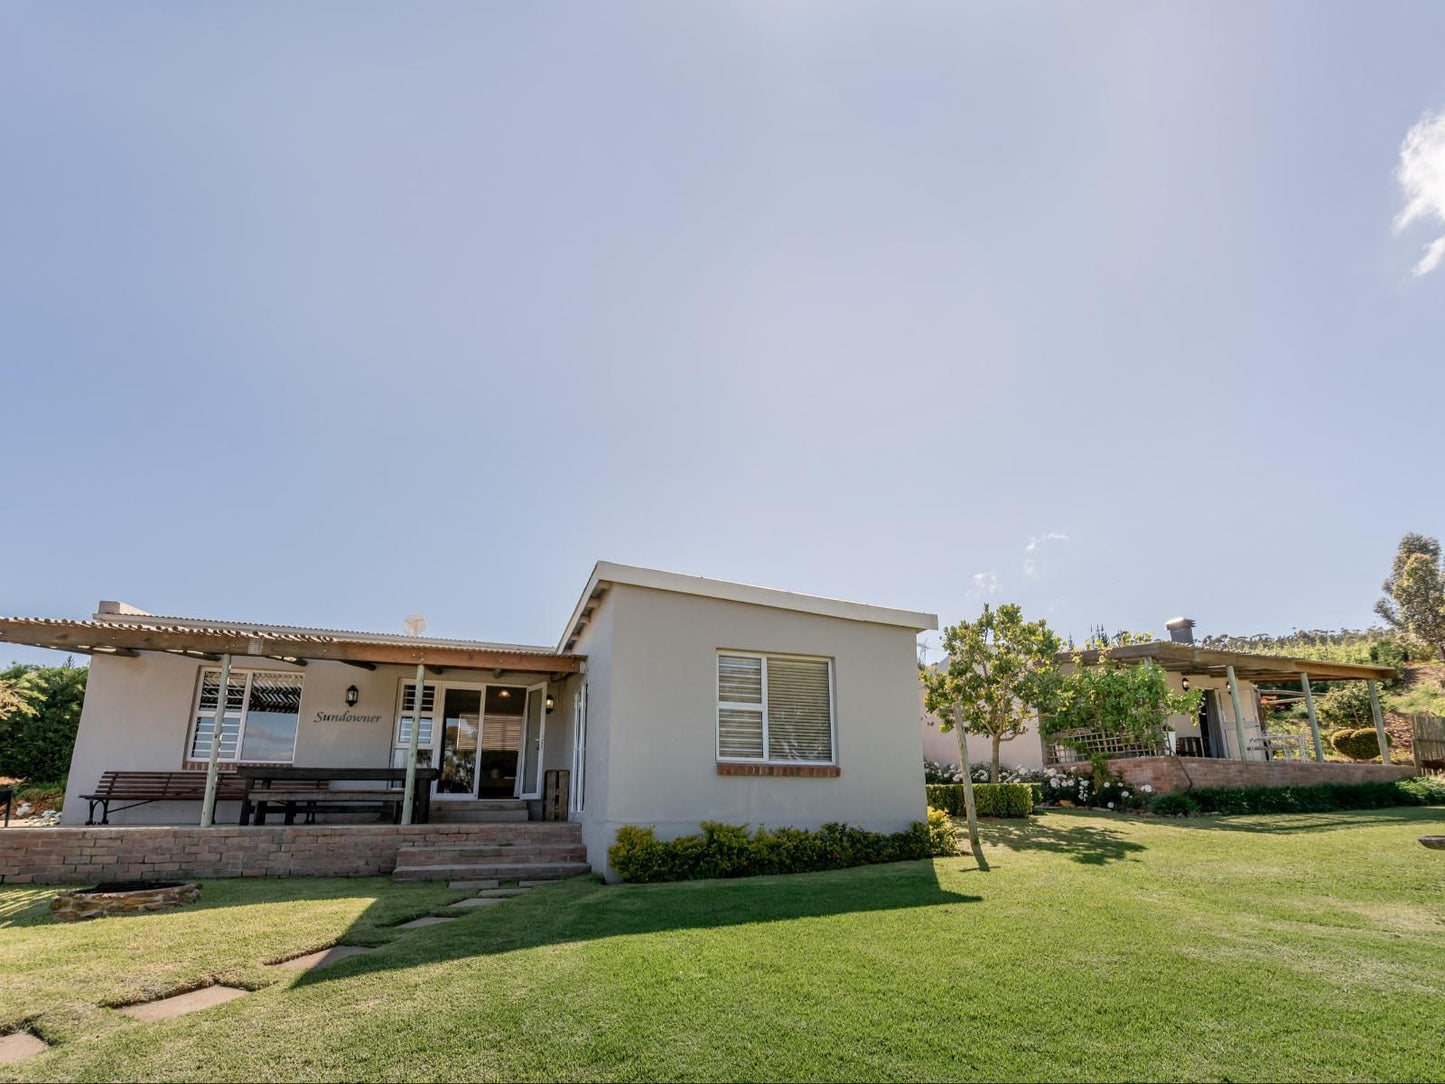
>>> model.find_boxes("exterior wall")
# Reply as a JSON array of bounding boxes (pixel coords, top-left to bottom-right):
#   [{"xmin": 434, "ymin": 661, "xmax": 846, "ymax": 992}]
[
  {"xmin": 570, "ymin": 600, "xmax": 615, "ymax": 871},
  {"xmin": 920, "ymin": 699, "xmax": 1045, "ymax": 772},
  {"xmin": 62, "ymin": 652, "xmax": 564, "ymax": 825},
  {"xmin": 0, "ymin": 823, "xmax": 570, "ymax": 884},
  {"xmin": 1079, "ymin": 756, "xmax": 1416, "ymax": 796},
  {"xmin": 586, "ymin": 583, "xmax": 926, "ymax": 878}
]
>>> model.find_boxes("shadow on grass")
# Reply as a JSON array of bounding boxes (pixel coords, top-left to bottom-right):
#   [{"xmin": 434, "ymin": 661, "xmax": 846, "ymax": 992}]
[
  {"xmin": 294, "ymin": 859, "xmax": 980, "ymax": 989},
  {"xmin": 981, "ymin": 812, "xmax": 1147, "ymax": 865},
  {"xmin": 1144, "ymin": 807, "xmax": 1445, "ymax": 835}
]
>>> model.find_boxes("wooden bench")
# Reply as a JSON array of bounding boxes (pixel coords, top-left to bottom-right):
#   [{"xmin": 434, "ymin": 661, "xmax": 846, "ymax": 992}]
[
  {"xmin": 80, "ymin": 771, "xmax": 267, "ymax": 825},
  {"xmin": 247, "ymin": 787, "xmax": 407, "ymax": 825}
]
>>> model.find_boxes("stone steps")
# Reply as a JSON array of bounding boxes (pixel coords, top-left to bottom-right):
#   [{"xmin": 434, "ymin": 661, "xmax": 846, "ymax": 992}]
[
  {"xmin": 393, "ymin": 860, "xmax": 591, "ymax": 883},
  {"xmin": 394, "ymin": 842, "xmax": 586, "ymax": 866},
  {"xmin": 429, "ymin": 800, "xmax": 530, "ymax": 824}
]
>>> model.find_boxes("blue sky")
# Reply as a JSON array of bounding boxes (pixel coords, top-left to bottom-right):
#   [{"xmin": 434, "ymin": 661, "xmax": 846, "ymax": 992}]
[{"xmin": 3, "ymin": 2, "xmax": 1442, "ymax": 667}]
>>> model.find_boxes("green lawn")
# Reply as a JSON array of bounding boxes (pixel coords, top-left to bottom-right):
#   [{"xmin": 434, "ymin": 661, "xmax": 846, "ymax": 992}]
[{"xmin": 3, "ymin": 808, "xmax": 1444, "ymax": 1082}]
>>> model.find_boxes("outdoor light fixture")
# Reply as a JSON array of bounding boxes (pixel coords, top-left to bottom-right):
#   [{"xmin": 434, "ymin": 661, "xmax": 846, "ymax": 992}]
[
  {"xmin": 345, "ymin": 685, "xmax": 360, "ymax": 707},
  {"xmin": 1180, "ymin": 676, "xmax": 1191, "ymax": 691},
  {"xmin": 545, "ymin": 693, "xmax": 556, "ymax": 713},
  {"xmin": 498, "ymin": 689, "xmax": 511, "ymax": 699}
]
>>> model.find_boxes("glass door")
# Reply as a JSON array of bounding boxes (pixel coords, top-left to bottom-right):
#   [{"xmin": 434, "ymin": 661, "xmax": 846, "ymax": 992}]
[
  {"xmin": 436, "ymin": 687, "xmax": 482, "ymax": 795},
  {"xmin": 517, "ymin": 684, "xmax": 548, "ymax": 799},
  {"xmin": 478, "ymin": 685, "xmax": 526, "ymax": 798}
]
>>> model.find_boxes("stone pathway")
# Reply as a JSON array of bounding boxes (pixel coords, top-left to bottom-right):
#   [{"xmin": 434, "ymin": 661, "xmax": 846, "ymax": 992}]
[
  {"xmin": 119, "ymin": 985, "xmax": 249, "ymax": 1022},
  {"xmin": 0, "ymin": 1032, "xmax": 49, "ymax": 1064},
  {"xmin": 448, "ymin": 895, "xmax": 506, "ymax": 909},
  {"xmin": 270, "ymin": 945, "xmax": 371, "ymax": 971},
  {"xmin": 396, "ymin": 915, "xmax": 457, "ymax": 929}
]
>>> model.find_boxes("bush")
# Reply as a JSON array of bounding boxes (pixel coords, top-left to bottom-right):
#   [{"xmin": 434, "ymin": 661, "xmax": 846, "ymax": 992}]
[
  {"xmin": 1330, "ymin": 727, "xmax": 1381, "ymax": 761},
  {"xmin": 923, "ymin": 758, "xmax": 963, "ymax": 784},
  {"xmin": 0, "ymin": 662, "xmax": 86, "ymax": 781},
  {"xmin": 1316, "ymin": 684, "xmax": 1377, "ymax": 731},
  {"xmin": 608, "ymin": 814, "xmax": 956, "ymax": 884},
  {"xmin": 925, "ymin": 782, "xmax": 1034, "ymax": 818},
  {"xmin": 1145, "ymin": 778, "xmax": 1445, "ymax": 817}
]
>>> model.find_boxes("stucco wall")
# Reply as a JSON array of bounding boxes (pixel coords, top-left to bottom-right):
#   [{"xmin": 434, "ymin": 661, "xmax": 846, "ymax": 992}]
[
  {"xmin": 583, "ymin": 583, "xmax": 926, "ymax": 876},
  {"xmin": 62, "ymin": 652, "xmax": 569, "ymax": 825},
  {"xmin": 920, "ymin": 700, "xmax": 1045, "ymax": 772}
]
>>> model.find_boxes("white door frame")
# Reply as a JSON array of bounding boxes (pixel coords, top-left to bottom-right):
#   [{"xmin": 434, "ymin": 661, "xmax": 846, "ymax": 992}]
[{"xmin": 516, "ymin": 682, "xmax": 549, "ymax": 799}]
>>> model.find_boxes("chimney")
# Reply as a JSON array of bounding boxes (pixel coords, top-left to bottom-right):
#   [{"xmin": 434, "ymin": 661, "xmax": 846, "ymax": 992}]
[{"xmin": 1165, "ymin": 617, "xmax": 1196, "ymax": 645}]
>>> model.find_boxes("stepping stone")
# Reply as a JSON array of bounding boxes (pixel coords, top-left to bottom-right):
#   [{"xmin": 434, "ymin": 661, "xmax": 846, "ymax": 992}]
[
  {"xmin": 271, "ymin": 946, "xmax": 371, "ymax": 971},
  {"xmin": 396, "ymin": 916, "xmax": 458, "ymax": 929},
  {"xmin": 474, "ymin": 888, "xmax": 531, "ymax": 898},
  {"xmin": 519, "ymin": 879, "xmax": 563, "ymax": 887},
  {"xmin": 120, "ymin": 986, "xmax": 249, "ymax": 1021},
  {"xmin": 0, "ymin": 1032, "xmax": 48, "ymax": 1064},
  {"xmin": 448, "ymin": 880, "xmax": 501, "ymax": 890},
  {"xmin": 449, "ymin": 896, "xmax": 505, "ymax": 909}
]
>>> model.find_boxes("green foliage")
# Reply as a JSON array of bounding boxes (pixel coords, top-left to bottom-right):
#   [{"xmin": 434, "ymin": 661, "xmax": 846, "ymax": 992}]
[
  {"xmin": 920, "ymin": 602, "xmax": 1061, "ymax": 782},
  {"xmin": 1146, "ymin": 778, "xmax": 1445, "ymax": 816},
  {"xmin": 1330, "ymin": 727, "xmax": 1381, "ymax": 761},
  {"xmin": 925, "ymin": 782, "xmax": 1034, "ymax": 818},
  {"xmin": 1375, "ymin": 533, "xmax": 1445, "ymax": 660},
  {"xmin": 608, "ymin": 818, "xmax": 954, "ymax": 883},
  {"xmin": 0, "ymin": 660, "xmax": 87, "ymax": 781},
  {"xmin": 1197, "ymin": 627, "xmax": 1423, "ymax": 668},
  {"xmin": 1315, "ymin": 683, "xmax": 1378, "ymax": 730},
  {"xmin": 1043, "ymin": 651, "xmax": 1202, "ymax": 748},
  {"xmin": 1149, "ymin": 793, "xmax": 1201, "ymax": 816}
]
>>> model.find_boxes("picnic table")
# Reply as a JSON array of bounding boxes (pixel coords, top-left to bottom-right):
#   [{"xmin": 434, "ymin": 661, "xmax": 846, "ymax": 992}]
[{"xmin": 237, "ymin": 766, "xmax": 439, "ymax": 826}]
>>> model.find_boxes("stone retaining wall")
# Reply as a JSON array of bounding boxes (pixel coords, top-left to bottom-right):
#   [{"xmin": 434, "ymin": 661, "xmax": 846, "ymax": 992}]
[
  {"xmin": 1089, "ymin": 757, "xmax": 1417, "ymax": 795},
  {"xmin": 0, "ymin": 823, "xmax": 576, "ymax": 885}
]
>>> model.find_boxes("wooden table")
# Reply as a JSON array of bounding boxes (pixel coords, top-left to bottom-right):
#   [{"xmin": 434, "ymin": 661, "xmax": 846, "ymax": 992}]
[{"xmin": 237, "ymin": 766, "xmax": 440, "ymax": 826}]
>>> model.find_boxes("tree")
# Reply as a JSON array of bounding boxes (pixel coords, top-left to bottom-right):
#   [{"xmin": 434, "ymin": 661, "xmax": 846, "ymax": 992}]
[
  {"xmin": 1042, "ymin": 647, "xmax": 1202, "ymax": 751},
  {"xmin": 1374, "ymin": 533, "xmax": 1445, "ymax": 661},
  {"xmin": 0, "ymin": 660, "xmax": 88, "ymax": 782},
  {"xmin": 921, "ymin": 603, "xmax": 1061, "ymax": 782}
]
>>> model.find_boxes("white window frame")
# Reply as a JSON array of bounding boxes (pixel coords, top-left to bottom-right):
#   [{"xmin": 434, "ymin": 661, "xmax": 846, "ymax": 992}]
[
  {"xmin": 186, "ymin": 667, "xmax": 304, "ymax": 765},
  {"xmin": 715, "ymin": 651, "xmax": 836, "ymax": 766}
]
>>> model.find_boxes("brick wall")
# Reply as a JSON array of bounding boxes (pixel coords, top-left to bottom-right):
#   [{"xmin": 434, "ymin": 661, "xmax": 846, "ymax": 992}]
[
  {"xmin": 1088, "ymin": 756, "xmax": 1417, "ymax": 795},
  {"xmin": 0, "ymin": 823, "xmax": 577, "ymax": 885}
]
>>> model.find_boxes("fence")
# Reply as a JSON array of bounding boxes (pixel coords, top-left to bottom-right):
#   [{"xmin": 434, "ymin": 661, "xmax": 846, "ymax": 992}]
[{"xmin": 1412, "ymin": 714, "xmax": 1445, "ymax": 775}]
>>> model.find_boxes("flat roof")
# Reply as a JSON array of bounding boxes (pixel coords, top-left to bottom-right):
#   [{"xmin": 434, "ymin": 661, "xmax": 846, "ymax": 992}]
[
  {"xmin": 1061, "ymin": 641, "xmax": 1397, "ymax": 683},
  {"xmin": 559, "ymin": 561, "xmax": 938, "ymax": 652}
]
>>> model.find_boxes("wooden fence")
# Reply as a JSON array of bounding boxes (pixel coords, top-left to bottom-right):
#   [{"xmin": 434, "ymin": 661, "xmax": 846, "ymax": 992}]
[{"xmin": 1411, "ymin": 715, "xmax": 1445, "ymax": 775}]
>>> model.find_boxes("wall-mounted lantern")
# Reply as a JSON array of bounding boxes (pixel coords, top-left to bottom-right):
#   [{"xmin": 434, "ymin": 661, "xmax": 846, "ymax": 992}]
[
  {"xmin": 545, "ymin": 693, "xmax": 556, "ymax": 714},
  {"xmin": 1180, "ymin": 676, "xmax": 1191, "ymax": 692},
  {"xmin": 345, "ymin": 685, "xmax": 360, "ymax": 707}
]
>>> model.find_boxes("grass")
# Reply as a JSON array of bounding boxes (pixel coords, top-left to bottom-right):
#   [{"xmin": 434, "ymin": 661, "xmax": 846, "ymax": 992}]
[{"xmin": 2, "ymin": 808, "xmax": 1443, "ymax": 1082}]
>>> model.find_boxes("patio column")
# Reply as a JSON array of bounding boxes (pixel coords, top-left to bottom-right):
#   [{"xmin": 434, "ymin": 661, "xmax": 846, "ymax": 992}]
[
  {"xmin": 1368, "ymin": 679, "xmax": 1391, "ymax": 765},
  {"xmin": 200, "ymin": 652, "xmax": 233, "ymax": 827},
  {"xmin": 400, "ymin": 662, "xmax": 425, "ymax": 825},
  {"xmin": 1226, "ymin": 664, "xmax": 1248, "ymax": 760},
  {"xmin": 1300, "ymin": 672, "xmax": 1324, "ymax": 763}
]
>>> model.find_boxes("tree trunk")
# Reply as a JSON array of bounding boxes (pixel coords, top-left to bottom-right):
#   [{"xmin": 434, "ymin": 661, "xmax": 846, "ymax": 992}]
[
  {"xmin": 991, "ymin": 733, "xmax": 1002, "ymax": 783},
  {"xmin": 954, "ymin": 705, "xmax": 990, "ymax": 872}
]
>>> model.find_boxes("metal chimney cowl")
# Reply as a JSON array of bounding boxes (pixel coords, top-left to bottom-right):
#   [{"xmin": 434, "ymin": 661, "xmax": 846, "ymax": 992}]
[{"xmin": 1164, "ymin": 617, "xmax": 1196, "ymax": 645}]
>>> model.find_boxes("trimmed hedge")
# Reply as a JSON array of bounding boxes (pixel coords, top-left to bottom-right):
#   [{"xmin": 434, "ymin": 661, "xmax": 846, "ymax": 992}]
[
  {"xmin": 608, "ymin": 811, "xmax": 957, "ymax": 883},
  {"xmin": 1330, "ymin": 728, "xmax": 1381, "ymax": 761},
  {"xmin": 1148, "ymin": 776, "xmax": 1445, "ymax": 816},
  {"xmin": 925, "ymin": 782, "xmax": 1034, "ymax": 818}
]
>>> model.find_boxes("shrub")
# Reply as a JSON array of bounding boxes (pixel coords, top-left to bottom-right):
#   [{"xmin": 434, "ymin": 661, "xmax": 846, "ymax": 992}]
[
  {"xmin": 1330, "ymin": 727, "xmax": 1381, "ymax": 761},
  {"xmin": 1316, "ymin": 684, "xmax": 1377, "ymax": 731},
  {"xmin": 1145, "ymin": 779, "xmax": 1445, "ymax": 817},
  {"xmin": 923, "ymin": 758, "xmax": 963, "ymax": 784},
  {"xmin": 608, "ymin": 817, "xmax": 955, "ymax": 884},
  {"xmin": 925, "ymin": 782, "xmax": 1034, "ymax": 818}
]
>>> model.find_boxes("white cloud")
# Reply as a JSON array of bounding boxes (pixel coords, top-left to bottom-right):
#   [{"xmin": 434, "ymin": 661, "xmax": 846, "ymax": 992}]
[
  {"xmin": 1022, "ymin": 558, "xmax": 1039, "ymax": 578},
  {"xmin": 1024, "ymin": 531, "xmax": 1069, "ymax": 554},
  {"xmin": 1395, "ymin": 109, "xmax": 1445, "ymax": 276},
  {"xmin": 971, "ymin": 571, "xmax": 1000, "ymax": 595}
]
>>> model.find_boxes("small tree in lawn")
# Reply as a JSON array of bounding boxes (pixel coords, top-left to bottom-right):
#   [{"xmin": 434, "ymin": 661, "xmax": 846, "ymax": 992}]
[
  {"xmin": 1042, "ymin": 646, "xmax": 1202, "ymax": 755},
  {"xmin": 1375, "ymin": 533, "xmax": 1445, "ymax": 661},
  {"xmin": 921, "ymin": 603, "xmax": 1062, "ymax": 783}
]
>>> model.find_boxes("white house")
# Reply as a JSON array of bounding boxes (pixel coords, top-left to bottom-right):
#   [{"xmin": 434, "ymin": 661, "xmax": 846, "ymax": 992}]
[{"xmin": 2, "ymin": 562, "xmax": 937, "ymax": 877}]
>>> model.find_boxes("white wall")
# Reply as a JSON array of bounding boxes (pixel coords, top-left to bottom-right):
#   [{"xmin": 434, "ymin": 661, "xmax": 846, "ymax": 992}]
[
  {"xmin": 919, "ymin": 699, "xmax": 1046, "ymax": 772},
  {"xmin": 582, "ymin": 583, "xmax": 927, "ymax": 877}
]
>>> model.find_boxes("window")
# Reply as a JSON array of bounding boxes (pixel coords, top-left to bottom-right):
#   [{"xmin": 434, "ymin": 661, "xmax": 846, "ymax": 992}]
[
  {"xmin": 392, "ymin": 682, "xmax": 437, "ymax": 769},
  {"xmin": 717, "ymin": 653, "xmax": 833, "ymax": 764},
  {"xmin": 189, "ymin": 670, "xmax": 303, "ymax": 764}
]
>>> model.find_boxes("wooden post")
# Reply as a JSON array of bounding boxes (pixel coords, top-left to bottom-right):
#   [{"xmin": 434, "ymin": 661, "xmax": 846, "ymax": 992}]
[
  {"xmin": 953, "ymin": 703, "xmax": 989, "ymax": 872},
  {"xmin": 1368, "ymin": 679, "xmax": 1390, "ymax": 765},
  {"xmin": 1226, "ymin": 665, "xmax": 1248, "ymax": 761},
  {"xmin": 400, "ymin": 662, "xmax": 425, "ymax": 825},
  {"xmin": 200, "ymin": 653, "xmax": 232, "ymax": 827},
  {"xmin": 1300, "ymin": 672, "xmax": 1324, "ymax": 763}
]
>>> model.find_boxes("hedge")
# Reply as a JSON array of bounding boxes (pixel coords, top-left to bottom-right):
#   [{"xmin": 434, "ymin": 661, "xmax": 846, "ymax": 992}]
[
  {"xmin": 1330, "ymin": 728, "xmax": 1381, "ymax": 761},
  {"xmin": 608, "ymin": 811, "xmax": 957, "ymax": 883},
  {"xmin": 925, "ymin": 782, "xmax": 1034, "ymax": 818},
  {"xmin": 1148, "ymin": 776, "xmax": 1445, "ymax": 816}
]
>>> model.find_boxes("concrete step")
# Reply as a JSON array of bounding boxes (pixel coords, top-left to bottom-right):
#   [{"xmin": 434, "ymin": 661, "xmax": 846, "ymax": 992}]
[
  {"xmin": 395, "ymin": 842, "xmax": 586, "ymax": 866},
  {"xmin": 430, "ymin": 802, "xmax": 531, "ymax": 824},
  {"xmin": 393, "ymin": 861, "xmax": 591, "ymax": 883}
]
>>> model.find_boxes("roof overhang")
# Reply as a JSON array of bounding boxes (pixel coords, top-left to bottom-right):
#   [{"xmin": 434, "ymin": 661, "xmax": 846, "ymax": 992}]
[
  {"xmin": 558, "ymin": 561, "xmax": 939, "ymax": 652},
  {"xmin": 0, "ymin": 617, "xmax": 584, "ymax": 675},
  {"xmin": 1059, "ymin": 641, "xmax": 1396, "ymax": 684}
]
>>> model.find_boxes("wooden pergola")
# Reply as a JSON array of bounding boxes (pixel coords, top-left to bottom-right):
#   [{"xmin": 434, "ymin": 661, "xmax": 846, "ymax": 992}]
[
  {"xmin": 0, "ymin": 615, "xmax": 584, "ymax": 827},
  {"xmin": 1060, "ymin": 641, "xmax": 1398, "ymax": 764}
]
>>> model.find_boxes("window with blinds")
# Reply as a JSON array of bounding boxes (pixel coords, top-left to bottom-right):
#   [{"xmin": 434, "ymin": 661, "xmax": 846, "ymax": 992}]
[
  {"xmin": 716, "ymin": 653, "xmax": 834, "ymax": 764},
  {"xmin": 189, "ymin": 670, "xmax": 303, "ymax": 763}
]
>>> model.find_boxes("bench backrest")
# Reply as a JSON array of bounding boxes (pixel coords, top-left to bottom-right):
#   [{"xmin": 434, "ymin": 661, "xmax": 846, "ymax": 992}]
[{"xmin": 89, "ymin": 771, "xmax": 324, "ymax": 800}]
